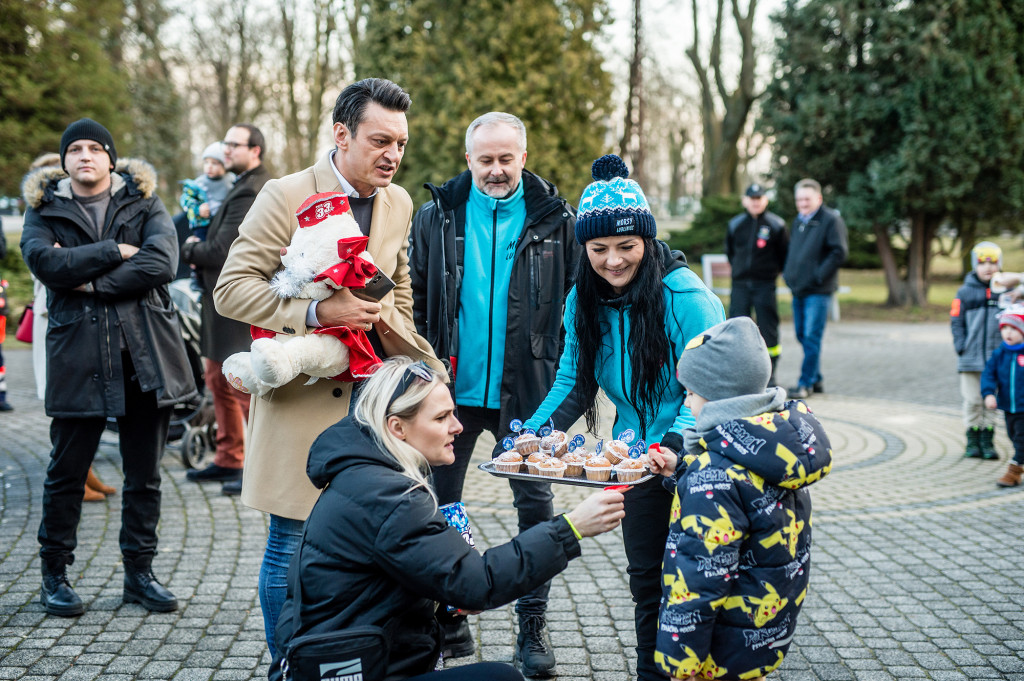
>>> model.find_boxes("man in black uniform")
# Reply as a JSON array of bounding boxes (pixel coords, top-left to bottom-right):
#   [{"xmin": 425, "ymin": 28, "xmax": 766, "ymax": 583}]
[{"xmin": 725, "ymin": 183, "xmax": 788, "ymax": 385}]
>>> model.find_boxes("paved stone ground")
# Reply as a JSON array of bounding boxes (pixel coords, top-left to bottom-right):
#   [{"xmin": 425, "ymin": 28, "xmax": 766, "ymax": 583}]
[{"xmin": 3, "ymin": 319, "xmax": 1024, "ymax": 680}]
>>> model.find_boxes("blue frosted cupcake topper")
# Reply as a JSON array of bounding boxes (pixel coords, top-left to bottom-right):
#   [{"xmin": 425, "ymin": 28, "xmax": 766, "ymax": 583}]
[
  {"xmin": 510, "ymin": 419, "xmax": 523, "ymax": 433},
  {"xmin": 618, "ymin": 429, "xmax": 636, "ymax": 444},
  {"xmin": 539, "ymin": 425, "xmax": 552, "ymax": 437},
  {"xmin": 596, "ymin": 439, "xmax": 604, "ymax": 455},
  {"xmin": 628, "ymin": 445, "xmax": 644, "ymax": 459},
  {"xmin": 569, "ymin": 434, "xmax": 586, "ymax": 452},
  {"xmin": 502, "ymin": 436, "xmax": 515, "ymax": 451}
]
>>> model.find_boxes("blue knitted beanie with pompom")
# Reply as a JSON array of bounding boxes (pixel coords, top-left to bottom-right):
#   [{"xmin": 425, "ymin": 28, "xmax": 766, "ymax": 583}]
[{"xmin": 574, "ymin": 154, "xmax": 656, "ymax": 244}]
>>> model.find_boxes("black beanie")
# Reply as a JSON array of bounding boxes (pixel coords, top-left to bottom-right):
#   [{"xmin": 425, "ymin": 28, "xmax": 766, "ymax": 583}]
[{"xmin": 60, "ymin": 118, "xmax": 117, "ymax": 171}]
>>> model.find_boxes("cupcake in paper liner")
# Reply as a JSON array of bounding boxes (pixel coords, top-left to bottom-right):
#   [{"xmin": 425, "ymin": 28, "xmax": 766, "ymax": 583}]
[
  {"xmin": 526, "ymin": 451, "xmax": 549, "ymax": 474},
  {"xmin": 537, "ymin": 458, "xmax": 567, "ymax": 478},
  {"xmin": 603, "ymin": 440, "xmax": 629, "ymax": 464},
  {"xmin": 514, "ymin": 432, "xmax": 540, "ymax": 456},
  {"xmin": 540, "ymin": 430, "xmax": 569, "ymax": 458},
  {"xmin": 561, "ymin": 451, "xmax": 588, "ymax": 477},
  {"xmin": 495, "ymin": 450, "xmax": 524, "ymax": 474},
  {"xmin": 614, "ymin": 458, "xmax": 645, "ymax": 483},
  {"xmin": 584, "ymin": 456, "xmax": 612, "ymax": 482}
]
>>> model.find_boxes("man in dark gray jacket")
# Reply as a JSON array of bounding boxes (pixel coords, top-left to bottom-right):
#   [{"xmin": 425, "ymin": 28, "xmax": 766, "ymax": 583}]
[
  {"xmin": 782, "ymin": 178, "xmax": 848, "ymax": 399},
  {"xmin": 408, "ymin": 112, "xmax": 578, "ymax": 677},
  {"xmin": 21, "ymin": 118, "xmax": 196, "ymax": 618}
]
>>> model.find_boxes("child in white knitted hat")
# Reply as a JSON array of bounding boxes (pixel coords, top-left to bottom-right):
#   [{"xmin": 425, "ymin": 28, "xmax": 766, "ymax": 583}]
[
  {"xmin": 648, "ymin": 316, "xmax": 832, "ymax": 680},
  {"xmin": 179, "ymin": 142, "xmax": 235, "ymax": 290}
]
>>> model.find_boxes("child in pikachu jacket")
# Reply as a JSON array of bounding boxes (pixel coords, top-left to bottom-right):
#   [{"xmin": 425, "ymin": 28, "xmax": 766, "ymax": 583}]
[{"xmin": 656, "ymin": 391, "xmax": 832, "ymax": 680}]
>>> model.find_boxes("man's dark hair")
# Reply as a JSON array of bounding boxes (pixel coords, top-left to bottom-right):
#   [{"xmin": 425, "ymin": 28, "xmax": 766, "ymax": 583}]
[
  {"xmin": 233, "ymin": 123, "xmax": 266, "ymax": 159},
  {"xmin": 332, "ymin": 78, "xmax": 411, "ymax": 136}
]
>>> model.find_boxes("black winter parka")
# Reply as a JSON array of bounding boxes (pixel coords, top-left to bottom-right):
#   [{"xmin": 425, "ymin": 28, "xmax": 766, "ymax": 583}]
[
  {"xmin": 408, "ymin": 169, "xmax": 578, "ymax": 427},
  {"xmin": 20, "ymin": 160, "xmax": 197, "ymax": 417},
  {"xmin": 270, "ymin": 416, "xmax": 582, "ymax": 681}
]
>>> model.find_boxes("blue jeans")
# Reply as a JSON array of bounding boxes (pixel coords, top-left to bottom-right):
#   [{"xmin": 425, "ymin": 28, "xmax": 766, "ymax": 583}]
[
  {"xmin": 792, "ymin": 294, "xmax": 831, "ymax": 388},
  {"xmin": 259, "ymin": 514, "xmax": 304, "ymax": 659}
]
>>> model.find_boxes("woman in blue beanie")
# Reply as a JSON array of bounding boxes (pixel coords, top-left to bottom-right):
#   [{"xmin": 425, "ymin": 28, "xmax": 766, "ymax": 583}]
[{"xmin": 512, "ymin": 156, "xmax": 725, "ymax": 680}]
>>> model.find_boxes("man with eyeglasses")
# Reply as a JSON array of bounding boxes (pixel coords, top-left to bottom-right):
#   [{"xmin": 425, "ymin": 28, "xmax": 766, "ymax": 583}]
[
  {"xmin": 181, "ymin": 124, "xmax": 272, "ymax": 495},
  {"xmin": 214, "ymin": 79, "xmax": 443, "ymax": 659}
]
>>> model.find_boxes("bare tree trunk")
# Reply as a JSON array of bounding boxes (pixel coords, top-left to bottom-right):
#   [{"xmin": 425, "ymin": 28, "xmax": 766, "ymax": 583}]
[
  {"xmin": 873, "ymin": 223, "xmax": 906, "ymax": 306},
  {"xmin": 906, "ymin": 213, "xmax": 940, "ymax": 307},
  {"xmin": 687, "ymin": 0, "xmax": 762, "ymax": 197},
  {"xmin": 619, "ymin": 0, "xmax": 645, "ymax": 187}
]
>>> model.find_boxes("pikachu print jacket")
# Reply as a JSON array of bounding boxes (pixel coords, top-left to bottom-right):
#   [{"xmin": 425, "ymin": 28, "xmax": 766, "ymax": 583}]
[{"xmin": 656, "ymin": 396, "xmax": 832, "ymax": 680}]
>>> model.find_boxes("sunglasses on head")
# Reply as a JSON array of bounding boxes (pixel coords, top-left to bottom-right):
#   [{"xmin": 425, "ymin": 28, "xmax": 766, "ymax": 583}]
[{"xmin": 386, "ymin": 361, "xmax": 434, "ymax": 414}]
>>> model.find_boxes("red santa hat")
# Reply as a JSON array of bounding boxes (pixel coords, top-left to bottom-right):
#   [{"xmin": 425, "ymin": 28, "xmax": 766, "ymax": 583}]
[{"xmin": 295, "ymin": 192, "xmax": 351, "ymax": 227}]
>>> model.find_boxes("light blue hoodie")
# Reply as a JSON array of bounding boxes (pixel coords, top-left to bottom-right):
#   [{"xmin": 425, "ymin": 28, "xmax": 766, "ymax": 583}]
[{"xmin": 526, "ymin": 248, "xmax": 724, "ymax": 448}]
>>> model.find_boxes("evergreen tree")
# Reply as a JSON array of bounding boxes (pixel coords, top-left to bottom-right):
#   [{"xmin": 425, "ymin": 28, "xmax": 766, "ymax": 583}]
[
  {"xmin": 355, "ymin": 0, "xmax": 613, "ymax": 207},
  {"xmin": 760, "ymin": 0, "xmax": 1024, "ymax": 306},
  {"xmin": 0, "ymin": 0, "xmax": 130, "ymax": 195}
]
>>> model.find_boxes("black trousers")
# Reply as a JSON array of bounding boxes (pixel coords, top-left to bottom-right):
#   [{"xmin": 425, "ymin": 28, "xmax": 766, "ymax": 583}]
[
  {"xmin": 729, "ymin": 279, "xmax": 781, "ymax": 351},
  {"xmin": 622, "ymin": 477, "xmax": 673, "ymax": 681},
  {"xmin": 38, "ymin": 353, "xmax": 171, "ymax": 568},
  {"xmin": 1006, "ymin": 411, "xmax": 1024, "ymax": 465},
  {"xmin": 431, "ymin": 405, "xmax": 554, "ymax": 615}
]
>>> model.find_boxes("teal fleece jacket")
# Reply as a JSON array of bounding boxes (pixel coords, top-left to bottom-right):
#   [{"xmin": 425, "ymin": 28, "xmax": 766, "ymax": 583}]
[{"xmin": 525, "ymin": 244, "xmax": 724, "ymax": 451}]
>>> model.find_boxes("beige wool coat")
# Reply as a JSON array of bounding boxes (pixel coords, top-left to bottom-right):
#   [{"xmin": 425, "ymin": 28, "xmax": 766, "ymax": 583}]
[{"xmin": 214, "ymin": 153, "xmax": 443, "ymax": 520}]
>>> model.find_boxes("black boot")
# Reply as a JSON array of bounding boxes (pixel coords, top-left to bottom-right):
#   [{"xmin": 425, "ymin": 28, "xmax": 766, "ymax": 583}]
[
  {"xmin": 123, "ymin": 557, "xmax": 178, "ymax": 612},
  {"xmin": 980, "ymin": 427, "xmax": 999, "ymax": 460},
  {"xmin": 964, "ymin": 428, "xmax": 983, "ymax": 458},
  {"xmin": 439, "ymin": 612, "xmax": 475, "ymax": 659},
  {"xmin": 40, "ymin": 559, "xmax": 84, "ymax": 617},
  {"xmin": 514, "ymin": 613, "xmax": 556, "ymax": 678}
]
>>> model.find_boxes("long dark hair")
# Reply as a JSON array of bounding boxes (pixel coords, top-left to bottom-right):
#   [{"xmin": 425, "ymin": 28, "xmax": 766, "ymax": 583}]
[{"xmin": 573, "ymin": 238, "xmax": 670, "ymax": 440}]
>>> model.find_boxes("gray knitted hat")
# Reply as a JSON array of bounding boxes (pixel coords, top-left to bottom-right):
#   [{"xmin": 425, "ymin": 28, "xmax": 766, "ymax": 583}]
[
  {"xmin": 201, "ymin": 142, "xmax": 226, "ymax": 167},
  {"xmin": 675, "ymin": 317, "xmax": 771, "ymax": 402}
]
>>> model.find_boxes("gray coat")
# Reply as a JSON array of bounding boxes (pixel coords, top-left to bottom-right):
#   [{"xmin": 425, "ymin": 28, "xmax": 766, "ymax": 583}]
[{"xmin": 20, "ymin": 159, "xmax": 197, "ymax": 417}]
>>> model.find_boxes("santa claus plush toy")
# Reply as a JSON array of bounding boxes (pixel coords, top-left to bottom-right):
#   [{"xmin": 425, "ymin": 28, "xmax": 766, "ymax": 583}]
[{"xmin": 222, "ymin": 192, "xmax": 382, "ymax": 397}]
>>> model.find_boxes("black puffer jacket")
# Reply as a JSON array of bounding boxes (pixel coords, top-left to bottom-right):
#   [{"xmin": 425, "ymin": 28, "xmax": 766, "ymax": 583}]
[
  {"xmin": 20, "ymin": 160, "xmax": 197, "ymax": 417},
  {"xmin": 408, "ymin": 169, "xmax": 578, "ymax": 426},
  {"xmin": 270, "ymin": 416, "xmax": 582, "ymax": 681}
]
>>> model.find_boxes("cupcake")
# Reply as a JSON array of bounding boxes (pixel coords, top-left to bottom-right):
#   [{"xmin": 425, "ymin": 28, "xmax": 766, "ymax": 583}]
[
  {"xmin": 494, "ymin": 450, "xmax": 524, "ymax": 474},
  {"xmin": 603, "ymin": 440, "xmax": 629, "ymax": 464},
  {"xmin": 526, "ymin": 451, "xmax": 549, "ymax": 474},
  {"xmin": 540, "ymin": 430, "xmax": 569, "ymax": 458},
  {"xmin": 614, "ymin": 458, "xmax": 646, "ymax": 483},
  {"xmin": 583, "ymin": 456, "xmax": 612, "ymax": 482},
  {"xmin": 537, "ymin": 458, "xmax": 567, "ymax": 478},
  {"xmin": 561, "ymin": 451, "xmax": 588, "ymax": 477},
  {"xmin": 514, "ymin": 432, "xmax": 540, "ymax": 456}
]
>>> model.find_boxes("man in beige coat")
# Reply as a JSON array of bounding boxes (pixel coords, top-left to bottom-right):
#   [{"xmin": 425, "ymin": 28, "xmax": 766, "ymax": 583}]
[{"xmin": 213, "ymin": 78, "xmax": 442, "ymax": 657}]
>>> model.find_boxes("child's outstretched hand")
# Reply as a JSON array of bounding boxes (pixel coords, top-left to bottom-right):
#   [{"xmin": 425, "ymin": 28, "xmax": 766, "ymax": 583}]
[
  {"xmin": 647, "ymin": 443, "xmax": 678, "ymax": 477},
  {"xmin": 985, "ymin": 395, "xmax": 998, "ymax": 410}
]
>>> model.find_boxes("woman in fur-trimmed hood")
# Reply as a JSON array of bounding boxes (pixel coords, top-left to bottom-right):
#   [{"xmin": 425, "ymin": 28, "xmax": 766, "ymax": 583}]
[{"xmin": 20, "ymin": 156, "xmax": 196, "ymax": 418}]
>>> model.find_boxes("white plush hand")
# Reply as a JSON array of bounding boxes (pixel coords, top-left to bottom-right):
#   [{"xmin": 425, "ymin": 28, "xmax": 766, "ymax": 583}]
[
  {"xmin": 222, "ymin": 352, "xmax": 272, "ymax": 397},
  {"xmin": 250, "ymin": 334, "xmax": 351, "ymax": 388}
]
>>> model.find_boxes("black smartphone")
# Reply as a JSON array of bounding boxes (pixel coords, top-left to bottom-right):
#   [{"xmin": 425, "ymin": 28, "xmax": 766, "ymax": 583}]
[{"xmin": 358, "ymin": 269, "xmax": 396, "ymax": 300}]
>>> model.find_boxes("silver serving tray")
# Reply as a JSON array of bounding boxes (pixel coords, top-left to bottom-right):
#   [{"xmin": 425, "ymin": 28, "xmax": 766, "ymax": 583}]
[{"xmin": 478, "ymin": 460, "xmax": 656, "ymax": 488}]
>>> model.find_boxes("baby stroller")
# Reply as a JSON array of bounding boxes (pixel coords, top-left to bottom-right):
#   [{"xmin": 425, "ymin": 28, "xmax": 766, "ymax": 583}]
[{"xmin": 167, "ymin": 278, "xmax": 216, "ymax": 470}]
